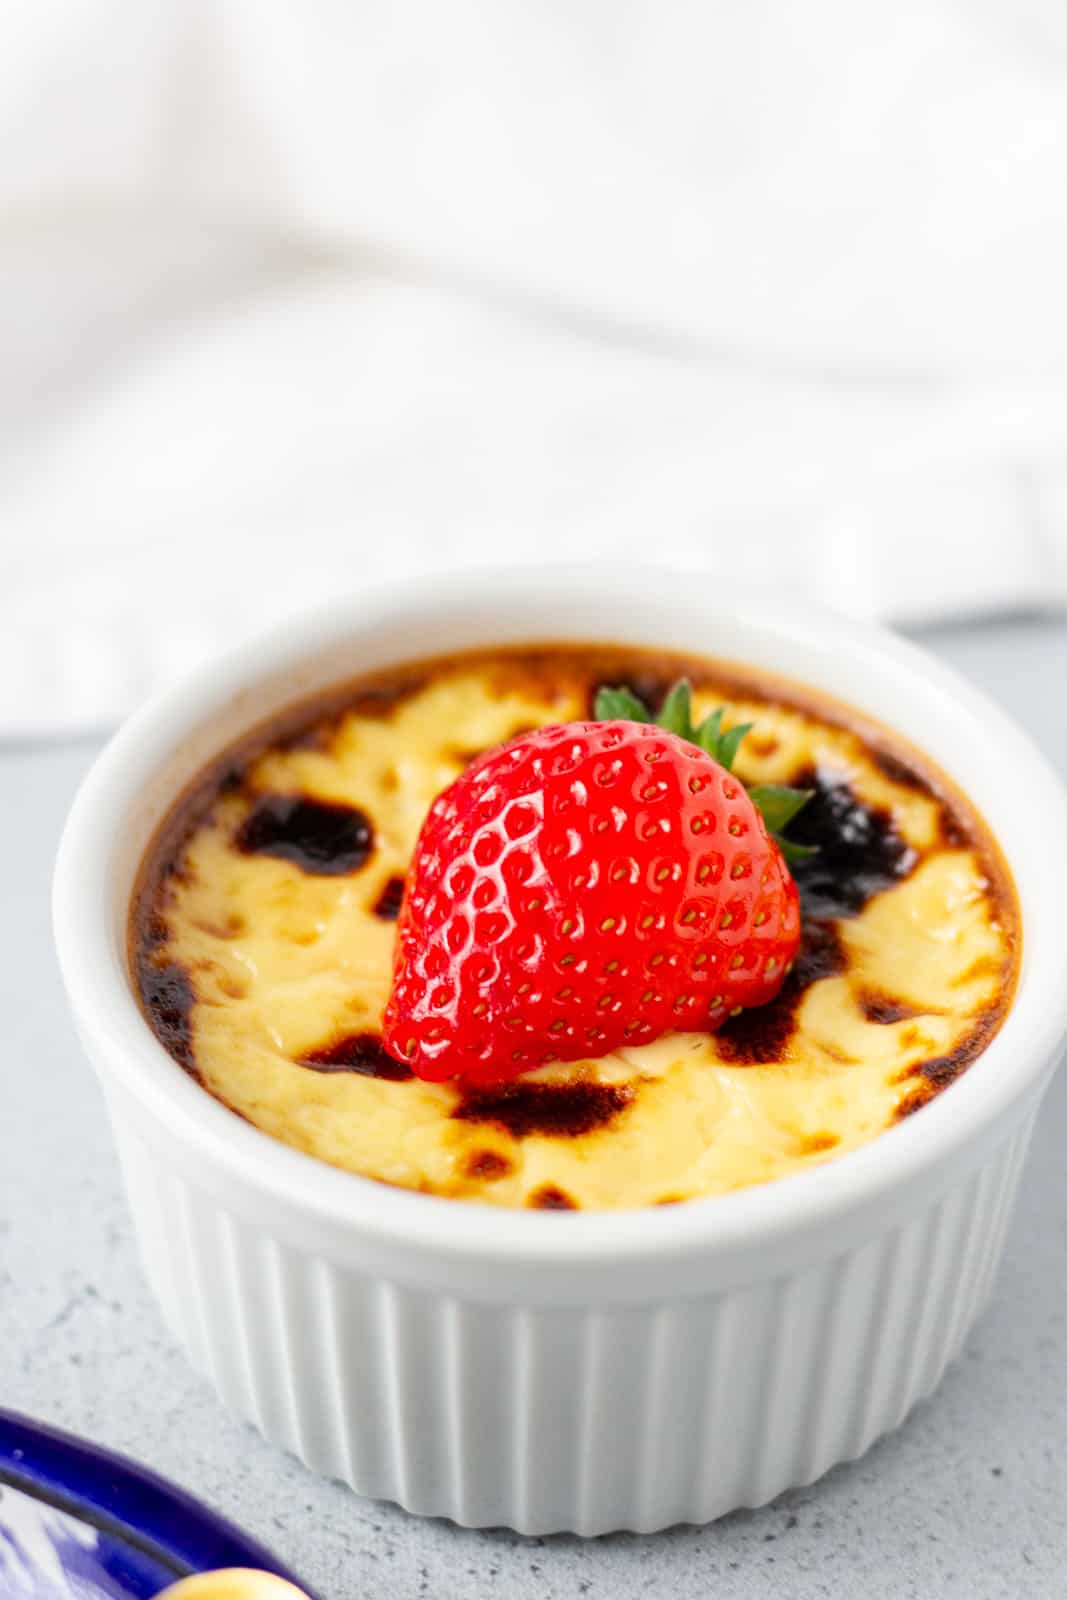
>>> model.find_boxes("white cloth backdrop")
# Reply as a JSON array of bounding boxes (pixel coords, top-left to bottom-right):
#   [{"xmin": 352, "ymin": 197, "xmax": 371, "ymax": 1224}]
[{"xmin": 4, "ymin": 0, "xmax": 1067, "ymax": 735}]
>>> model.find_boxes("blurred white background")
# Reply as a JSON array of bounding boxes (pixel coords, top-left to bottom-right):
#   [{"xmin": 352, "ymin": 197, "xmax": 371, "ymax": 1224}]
[{"xmin": 5, "ymin": 0, "xmax": 1067, "ymax": 735}]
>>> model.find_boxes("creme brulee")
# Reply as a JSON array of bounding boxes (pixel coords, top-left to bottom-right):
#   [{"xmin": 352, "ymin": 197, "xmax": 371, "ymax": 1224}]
[{"xmin": 130, "ymin": 648, "xmax": 1019, "ymax": 1210}]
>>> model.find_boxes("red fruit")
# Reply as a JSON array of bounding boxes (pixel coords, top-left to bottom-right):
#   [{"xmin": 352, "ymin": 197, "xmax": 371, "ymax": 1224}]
[{"xmin": 383, "ymin": 704, "xmax": 804, "ymax": 1087}]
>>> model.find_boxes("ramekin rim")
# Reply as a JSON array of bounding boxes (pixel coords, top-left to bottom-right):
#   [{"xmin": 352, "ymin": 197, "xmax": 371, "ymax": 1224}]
[{"xmin": 52, "ymin": 563, "xmax": 1067, "ymax": 1265}]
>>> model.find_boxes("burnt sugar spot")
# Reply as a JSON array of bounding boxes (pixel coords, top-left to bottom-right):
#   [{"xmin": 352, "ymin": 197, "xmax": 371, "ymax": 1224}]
[
  {"xmin": 895, "ymin": 1084, "xmax": 934, "ymax": 1120},
  {"xmin": 217, "ymin": 762, "xmax": 245, "ymax": 796},
  {"xmin": 715, "ymin": 993, "xmax": 797, "ymax": 1065},
  {"xmin": 298, "ymin": 1031, "xmax": 412, "ymax": 1080},
  {"xmin": 859, "ymin": 991, "xmax": 921, "ymax": 1026},
  {"xmin": 788, "ymin": 768, "xmax": 917, "ymax": 919},
  {"xmin": 686, "ymin": 771, "xmax": 915, "ymax": 1068},
  {"xmin": 529, "ymin": 1184, "xmax": 578, "ymax": 1210},
  {"xmin": 791, "ymin": 919, "xmax": 847, "ymax": 988},
  {"xmin": 714, "ymin": 769, "xmax": 917, "ymax": 1067},
  {"xmin": 191, "ymin": 911, "xmax": 246, "ymax": 940},
  {"xmin": 894, "ymin": 1014, "xmax": 1001, "ymax": 1118},
  {"xmin": 715, "ymin": 921, "xmax": 845, "ymax": 1065},
  {"xmin": 214, "ymin": 971, "xmax": 248, "ymax": 1000},
  {"xmin": 141, "ymin": 910, "xmax": 169, "ymax": 950},
  {"xmin": 940, "ymin": 810, "xmax": 971, "ymax": 849},
  {"xmin": 462, "ymin": 1148, "xmax": 513, "ymax": 1181},
  {"xmin": 236, "ymin": 793, "xmax": 374, "ymax": 876},
  {"xmin": 135, "ymin": 952, "xmax": 196, "ymax": 1073},
  {"xmin": 869, "ymin": 746, "xmax": 936, "ymax": 793},
  {"xmin": 869, "ymin": 744, "xmax": 976, "ymax": 850},
  {"xmin": 373, "ymin": 874, "xmax": 406, "ymax": 922},
  {"xmin": 914, "ymin": 1009, "xmax": 999, "ymax": 1090},
  {"xmin": 797, "ymin": 1131, "xmax": 840, "ymax": 1155},
  {"xmin": 276, "ymin": 718, "xmax": 335, "ymax": 755},
  {"xmin": 349, "ymin": 674, "xmax": 429, "ymax": 721},
  {"xmin": 454, "ymin": 1080, "xmax": 633, "ymax": 1138},
  {"xmin": 951, "ymin": 954, "xmax": 1004, "ymax": 990},
  {"xmin": 916, "ymin": 1039, "xmax": 987, "ymax": 1091}
]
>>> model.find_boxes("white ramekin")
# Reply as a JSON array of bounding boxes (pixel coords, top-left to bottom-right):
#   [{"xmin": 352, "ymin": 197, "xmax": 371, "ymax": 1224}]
[{"xmin": 54, "ymin": 567, "xmax": 1067, "ymax": 1535}]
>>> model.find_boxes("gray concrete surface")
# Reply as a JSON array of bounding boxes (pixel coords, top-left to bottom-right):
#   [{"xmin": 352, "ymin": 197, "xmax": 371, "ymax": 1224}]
[{"xmin": 3, "ymin": 615, "xmax": 1067, "ymax": 1599}]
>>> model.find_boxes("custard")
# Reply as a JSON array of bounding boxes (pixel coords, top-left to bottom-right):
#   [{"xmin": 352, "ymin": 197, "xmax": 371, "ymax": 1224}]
[{"xmin": 131, "ymin": 648, "xmax": 1019, "ymax": 1211}]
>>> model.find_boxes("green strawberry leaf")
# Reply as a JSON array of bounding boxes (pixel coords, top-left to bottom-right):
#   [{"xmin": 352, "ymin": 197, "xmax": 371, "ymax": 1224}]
[
  {"xmin": 694, "ymin": 706, "xmax": 724, "ymax": 759},
  {"xmin": 747, "ymin": 783, "xmax": 814, "ymax": 834},
  {"xmin": 715, "ymin": 721, "xmax": 753, "ymax": 774},
  {"xmin": 657, "ymin": 679, "xmax": 692, "ymax": 737},
  {"xmin": 773, "ymin": 833, "xmax": 819, "ymax": 866},
  {"xmin": 593, "ymin": 676, "xmax": 816, "ymax": 865},
  {"xmin": 593, "ymin": 685, "xmax": 652, "ymax": 722}
]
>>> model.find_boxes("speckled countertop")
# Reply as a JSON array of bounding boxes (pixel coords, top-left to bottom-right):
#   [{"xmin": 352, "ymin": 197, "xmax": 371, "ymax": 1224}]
[{"xmin": 4, "ymin": 616, "xmax": 1067, "ymax": 1599}]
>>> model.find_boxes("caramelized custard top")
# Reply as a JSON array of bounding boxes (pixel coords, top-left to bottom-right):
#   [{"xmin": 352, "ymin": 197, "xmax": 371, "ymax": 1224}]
[{"xmin": 130, "ymin": 646, "xmax": 1019, "ymax": 1210}]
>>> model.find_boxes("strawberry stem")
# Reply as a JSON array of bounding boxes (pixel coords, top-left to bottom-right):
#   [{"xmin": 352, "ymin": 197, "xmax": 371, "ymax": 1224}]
[{"xmin": 593, "ymin": 678, "xmax": 816, "ymax": 863}]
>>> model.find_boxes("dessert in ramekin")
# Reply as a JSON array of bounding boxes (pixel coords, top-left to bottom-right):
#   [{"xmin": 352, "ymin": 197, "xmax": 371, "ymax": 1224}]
[
  {"xmin": 54, "ymin": 568, "xmax": 1067, "ymax": 1534},
  {"xmin": 129, "ymin": 645, "xmax": 1018, "ymax": 1212}
]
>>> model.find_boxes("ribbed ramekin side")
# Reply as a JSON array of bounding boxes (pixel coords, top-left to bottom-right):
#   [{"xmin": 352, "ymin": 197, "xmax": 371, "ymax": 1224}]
[{"xmin": 109, "ymin": 1101, "xmax": 1038, "ymax": 1535}]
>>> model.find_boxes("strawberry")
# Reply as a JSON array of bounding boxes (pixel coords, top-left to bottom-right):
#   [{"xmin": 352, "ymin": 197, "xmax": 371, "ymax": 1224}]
[{"xmin": 383, "ymin": 680, "xmax": 811, "ymax": 1085}]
